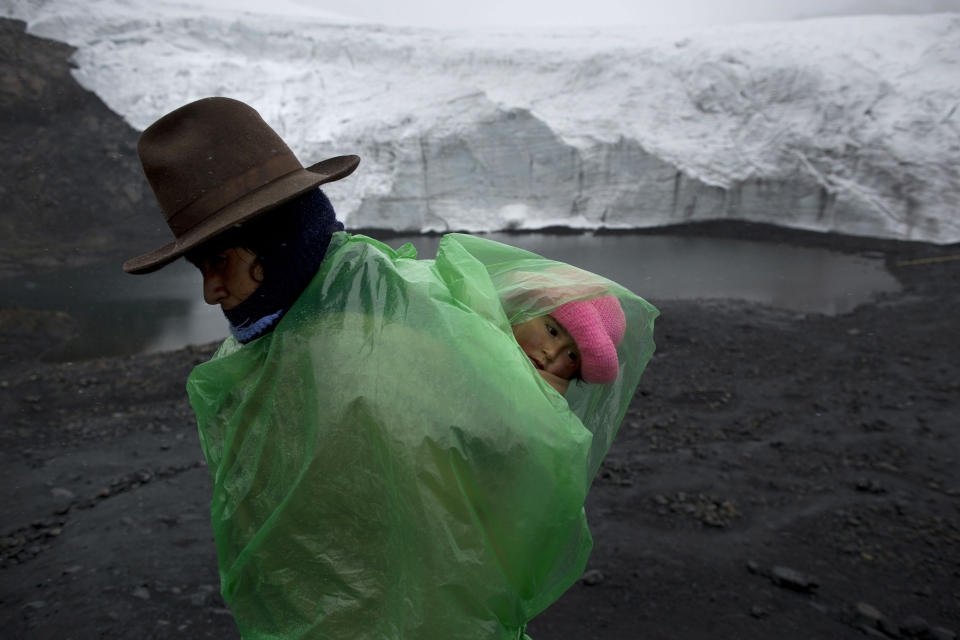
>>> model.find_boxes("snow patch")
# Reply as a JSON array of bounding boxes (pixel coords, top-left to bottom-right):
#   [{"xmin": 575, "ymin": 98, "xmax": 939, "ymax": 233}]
[{"xmin": 3, "ymin": 0, "xmax": 958, "ymax": 242}]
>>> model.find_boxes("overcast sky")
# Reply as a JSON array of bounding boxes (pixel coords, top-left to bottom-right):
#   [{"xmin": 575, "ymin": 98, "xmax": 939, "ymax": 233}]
[{"xmin": 289, "ymin": 0, "xmax": 960, "ymax": 28}]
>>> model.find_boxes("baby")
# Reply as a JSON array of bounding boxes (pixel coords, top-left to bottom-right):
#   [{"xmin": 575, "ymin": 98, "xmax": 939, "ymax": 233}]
[{"xmin": 511, "ymin": 295, "xmax": 625, "ymax": 396}]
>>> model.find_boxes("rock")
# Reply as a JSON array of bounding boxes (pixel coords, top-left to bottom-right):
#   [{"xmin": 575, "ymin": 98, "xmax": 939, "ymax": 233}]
[
  {"xmin": 50, "ymin": 487, "xmax": 74, "ymax": 499},
  {"xmin": 190, "ymin": 584, "xmax": 218, "ymax": 607},
  {"xmin": 749, "ymin": 605, "xmax": 769, "ymax": 619},
  {"xmin": 854, "ymin": 602, "xmax": 884, "ymax": 624},
  {"xmin": 581, "ymin": 569, "xmax": 605, "ymax": 586},
  {"xmin": 856, "ymin": 478, "xmax": 886, "ymax": 494},
  {"xmin": 158, "ymin": 515, "xmax": 180, "ymax": 527},
  {"xmin": 131, "ymin": 586, "xmax": 151, "ymax": 600},
  {"xmin": 770, "ymin": 566, "xmax": 818, "ymax": 593},
  {"xmin": 900, "ymin": 615, "xmax": 931, "ymax": 638},
  {"xmin": 854, "ymin": 602, "xmax": 899, "ymax": 637},
  {"xmin": 930, "ymin": 627, "xmax": 957, "ymax": 640}
]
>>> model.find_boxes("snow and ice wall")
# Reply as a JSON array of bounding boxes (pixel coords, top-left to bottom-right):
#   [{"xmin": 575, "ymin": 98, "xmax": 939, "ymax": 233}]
[{"xmin": 5, "ymin": 0, "xmax": 959, "ymax": 242}]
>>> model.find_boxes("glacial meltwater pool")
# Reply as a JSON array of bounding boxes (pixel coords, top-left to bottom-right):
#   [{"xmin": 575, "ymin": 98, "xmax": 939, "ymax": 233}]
[{"xmin": 3, "ymin": 232, "xmax": 901, "ymax": 362}]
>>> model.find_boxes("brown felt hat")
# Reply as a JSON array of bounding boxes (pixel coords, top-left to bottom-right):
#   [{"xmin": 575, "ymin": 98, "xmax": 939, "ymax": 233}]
[{"xmin": 123, "ymin": 97, "xmax": 360, "ymax": 274}]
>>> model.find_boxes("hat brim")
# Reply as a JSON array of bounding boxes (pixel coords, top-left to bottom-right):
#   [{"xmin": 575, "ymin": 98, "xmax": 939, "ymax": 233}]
[{"xmin": 123, "ymin": 154, "xmax": 360, "ymax": 274}]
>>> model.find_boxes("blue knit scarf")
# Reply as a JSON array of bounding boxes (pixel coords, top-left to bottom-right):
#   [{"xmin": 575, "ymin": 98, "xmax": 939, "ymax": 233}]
[{"xmin": 223, "ymin": 188, "xmax": 343, "ymax": 343}]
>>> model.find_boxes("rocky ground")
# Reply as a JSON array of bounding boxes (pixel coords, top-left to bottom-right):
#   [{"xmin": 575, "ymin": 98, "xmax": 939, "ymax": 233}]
[{"xmin": 1, "ymin": 224, "xmax": 958, "ymax": 640}]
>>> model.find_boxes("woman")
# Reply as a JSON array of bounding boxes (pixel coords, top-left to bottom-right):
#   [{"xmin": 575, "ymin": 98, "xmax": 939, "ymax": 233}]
[{"xmin": 126, "ymin": 97, "xmax": 657, "ymax": 639}]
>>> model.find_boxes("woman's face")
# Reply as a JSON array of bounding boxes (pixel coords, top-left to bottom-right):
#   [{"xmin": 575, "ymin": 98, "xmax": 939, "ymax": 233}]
[
  {"xmin": 196, "ymin": 247, "xmax": 263, "ymax": 310},
  {"xmin": 511, "ymin": 314, "xmax": 581, "ymax": 380}
]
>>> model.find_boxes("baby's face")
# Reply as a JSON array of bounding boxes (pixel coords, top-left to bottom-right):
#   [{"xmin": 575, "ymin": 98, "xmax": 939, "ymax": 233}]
[{"xmin": 511, "ymin": 315, "xmax": 581, "ymax": 380}]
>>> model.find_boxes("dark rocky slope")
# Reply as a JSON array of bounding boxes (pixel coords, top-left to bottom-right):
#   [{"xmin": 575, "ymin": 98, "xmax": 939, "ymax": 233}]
[{"xmin": 0, "ymin": 17, "xmax": 161, "ymax": 278}]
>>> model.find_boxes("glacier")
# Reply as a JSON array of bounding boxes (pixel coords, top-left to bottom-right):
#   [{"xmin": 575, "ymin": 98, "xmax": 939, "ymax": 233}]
[{"xmin": 4, "ymin": 0, "xmax": 959, "ymax": 243}]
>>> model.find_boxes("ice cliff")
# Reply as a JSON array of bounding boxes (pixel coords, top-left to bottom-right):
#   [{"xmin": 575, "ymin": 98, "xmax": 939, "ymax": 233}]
[{"xmin": 4, "ymin": 0, "xmax": 959, "ymax": 242}]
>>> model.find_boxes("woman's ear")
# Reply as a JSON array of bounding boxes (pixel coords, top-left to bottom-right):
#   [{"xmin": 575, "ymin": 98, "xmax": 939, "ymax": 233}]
[{"xmin": 252, "ymin": 261, "xmax": 265, "ymax": 283}]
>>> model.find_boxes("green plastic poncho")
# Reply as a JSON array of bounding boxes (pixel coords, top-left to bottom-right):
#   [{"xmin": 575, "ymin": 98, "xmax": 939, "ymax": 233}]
[{"xmin": 186, "ymin": 232, "xmax": 658, "ymax": 639}]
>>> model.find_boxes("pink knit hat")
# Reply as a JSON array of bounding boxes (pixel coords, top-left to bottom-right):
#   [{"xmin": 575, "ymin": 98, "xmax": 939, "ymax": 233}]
[{"xmin": 550, "ymin": 296, "xmax": 626, "ymax": 384}]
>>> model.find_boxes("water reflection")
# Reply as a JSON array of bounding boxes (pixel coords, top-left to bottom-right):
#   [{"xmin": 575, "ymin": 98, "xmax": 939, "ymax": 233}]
[
  {"xmin": 380, "ymin": 232, "xmax": 901, "ymax": 315},
  {"xmin": 1, "ymin": 232, "xmax": 900, "ymax": 361},
  {"xmin": 9, "ymin": 258, "xmax": 215, "ymax": 361}
]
